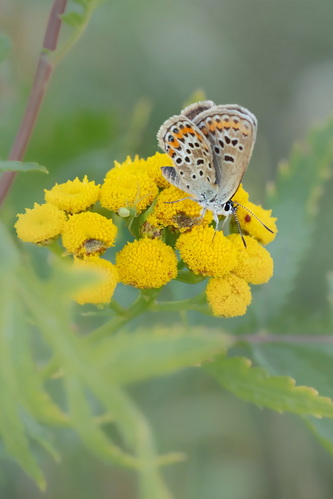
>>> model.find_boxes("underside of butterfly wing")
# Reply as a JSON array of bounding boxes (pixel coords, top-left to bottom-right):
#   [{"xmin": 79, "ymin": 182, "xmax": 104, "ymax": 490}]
[
  {"xmin": 157, "ymin": 114, "xmax": 218, "ymax": 198},
  {"xmin": 192, "ymin": 105, "xmax": 257, "ymax": 203},
  {"xmin": 181, "ymin": 100, "xmax": 215, "ymax": 121}
]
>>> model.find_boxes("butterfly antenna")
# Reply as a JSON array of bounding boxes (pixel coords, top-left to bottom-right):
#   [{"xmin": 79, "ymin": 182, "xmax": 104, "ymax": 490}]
[
  {"xmin": 233, "ymin": 202, "xmax": 274, "ymax": 234},
  {"xmin": 232, "ymin": 206, "xmax": 247, "ymax": 248}
]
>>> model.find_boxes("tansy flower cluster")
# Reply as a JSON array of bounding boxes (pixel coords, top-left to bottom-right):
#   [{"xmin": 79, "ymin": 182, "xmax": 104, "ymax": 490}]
[{"xmin": 15, "ymin": 153, "xmax": 277, "ymax": 317}]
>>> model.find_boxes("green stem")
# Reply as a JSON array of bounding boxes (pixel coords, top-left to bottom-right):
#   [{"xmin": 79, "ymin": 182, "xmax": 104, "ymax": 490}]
[
  {"xmin": 150, "ymin": 292, "xmax": 208, "ymax": 313},
  {"xmin": 88, "ymin": 288, "xmax": 161, "ymax": 342},
  {"xmin": 0, "ymin": 0, "xmax": 68, "ymax": 206},
  {"xmin": 176, "ymin": 271, "xmax": 206, "ymax": 284},
  {"xmin": 108, "ymin": 299, "xmax": 127, "ymax": 316},
  {"xmin": 46, "ymin": 238, "xmax": 64, "ymax": 257}
]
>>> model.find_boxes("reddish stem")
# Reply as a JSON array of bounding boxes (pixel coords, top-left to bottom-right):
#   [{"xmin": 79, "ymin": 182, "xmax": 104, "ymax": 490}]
[{"xmin": 0, "ymin": 0, "xmax": 68, "ymax": 206}]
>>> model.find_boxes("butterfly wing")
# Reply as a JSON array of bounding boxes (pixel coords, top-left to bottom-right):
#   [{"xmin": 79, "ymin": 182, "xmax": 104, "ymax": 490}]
[
  {"xmin": 157, "ymin": 114, "xmax": 218, "ymax": 198},
  {"xmin": 192, "ymin": 105, "xmax": 257, "ymax": 202},
  {"xmin": 181, "ymin": 100, "xmax": 215, "ymax": 121}
]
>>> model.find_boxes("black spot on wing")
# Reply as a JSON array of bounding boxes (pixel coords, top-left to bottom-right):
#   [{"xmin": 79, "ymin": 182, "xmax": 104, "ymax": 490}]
[{"xmin": 161, "ymin": 166, "xmax": 177, "ymax": 181}]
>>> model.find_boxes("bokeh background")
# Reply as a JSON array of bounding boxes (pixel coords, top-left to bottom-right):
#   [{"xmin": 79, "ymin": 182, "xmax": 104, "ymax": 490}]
[{"xmin": 1, "ymin": 0, "xmax": 333, "ymax": 497}]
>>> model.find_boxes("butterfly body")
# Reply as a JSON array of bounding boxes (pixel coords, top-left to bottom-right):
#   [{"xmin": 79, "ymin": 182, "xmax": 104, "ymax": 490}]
[{"xmin": 157, "ymin": 101, "xmax": 257, "ymax": 225}]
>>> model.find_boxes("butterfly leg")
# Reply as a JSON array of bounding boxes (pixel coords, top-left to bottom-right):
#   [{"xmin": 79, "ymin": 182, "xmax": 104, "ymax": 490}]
[
  {"xmin": 196, "ymin": 207, "xmax": 207, "ymax": 220},
  {"xmin": 164, "ymin": 197, "xmax": 194, "ymax": 204},
  {"xmin": 221, "ymin": 215, "xmax": 229, "ymax": 228},
  {"xmin": 213, "ymin": 212, "xmax": 220, "ymax": 230}
]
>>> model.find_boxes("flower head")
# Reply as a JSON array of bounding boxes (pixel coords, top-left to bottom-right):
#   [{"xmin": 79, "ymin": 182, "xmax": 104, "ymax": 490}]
[
  {"xmin": 228, "ymin": 234, "xmax": 274, "ymax": 284},
  {"xmin": 232, "ymin": 201, "xmax": 277, "ymax": 245},
  {"xmin": 100, "ymin": 162, "xmax": 158, "ymax": 214},
  {"xmin": 61, "ymin": 212, "xmax": 118, "ymax": 257},
  {"xmin": 206, "ymin": 274, "xmax": 252, "ymax": 317},
  {"xmin": 143, "ymin": 152, "xmax": 173, "ymax": 188},
  {"xmin": 15, "ymin": 203, "xmax": 67, "ymax": 244},
  {"xmin": 105, "ymin": 153, "xmax": 171, "ymax": 189},
  {"xmin": 44, "ymin": 176, "xmax": 100, "ymax": 213},
  {"xmin": 176, "ymin": 225, "xmax": 237, "ymax": 277},
  {"xmin": 73, "ymin": 256, "xmax": 118, "ymax": 305},
  {"xmin": 116, "ymin": 237, "xmax": 178, "ymax": 288},
  {"xmin": 231, "ymin": 184, "xmax": 250, "ymax": 205},
  {"xmin": 147, "ymin": 185, "xmax": 212, "ymax": 232}
]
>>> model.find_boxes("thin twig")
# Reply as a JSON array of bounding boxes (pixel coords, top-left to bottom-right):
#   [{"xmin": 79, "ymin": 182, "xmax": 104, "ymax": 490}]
[{"xmin": 0, "ymin": 0, "xmax": 68, "ymax": 206}]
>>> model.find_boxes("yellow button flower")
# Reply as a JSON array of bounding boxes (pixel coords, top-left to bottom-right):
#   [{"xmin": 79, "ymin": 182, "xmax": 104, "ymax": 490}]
[
  {"xmin": 206, "ymin": 274, "xmax": 252, "ymax": 318},
  {"xmin": 61, "ymin": 212, "xmax": 118, "ymax": 257},
  {"xmin": 104, "ymin": 153, "xmax": 171, "ymax": 189},
  {"xmin": 143, "ymin": 152, "xmax": 173, "ymax": 188},
  {"xmin": 176, "ymin": 225, "xmax": 237, "ymax": 277},
  {"xmin": 116, "ymin": 238, "xmax": 178, "ymax": 288},
  {"xmin": 231, "ymin": 184, "xmax": 250, "ymax": 205},
  {"xmin": 44, "ymin": 176, "xmax": 100, "ymax": 213},
  {"xmin": 15, "ymin": 203, "xmax": 67, "ymax": 244},
  {"xmin": 100, "ymin": 169, "xmax": 158, "ymax": 214},
  {"xmin": 228, "ymin": 234, "xmax": 274, "ymax": 284},
  {"xmin": 72, "ymin": 256, "xmax": 118, "ymax": 305},
  {"xmin": 104, "ymin": 155, "xmax": 145, "ymax": 179},
  {"xmin": 233, "ymin": 201, "xmax": 277, "ymax": 245},
  {"xmin": 147, "ymin": 185, "xmax": 212, "ymax": 232}
]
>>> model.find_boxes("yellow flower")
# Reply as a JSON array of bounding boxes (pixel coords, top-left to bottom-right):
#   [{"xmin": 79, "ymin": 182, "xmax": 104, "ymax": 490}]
[
  {"xmin": 228, "ymin": 234, "xmax": 274, "ymax": 284},
  {"xmin": 44, "ymin": 176, "xmax": 100, "ymax": 213},
  {"xmin": 61, "ymin": 212, "xmax": 118, "ymax": 257},
  {"xmin": 72, "ymin": 256, "xmax": 118, "ymax": 305},
  {"xmin": 206, "ymin": 274, "xmax": 252, "ymax": 318},
  {"xmin": 147, "ymin": 185, "xmax": 212, "ymax": 232},
  {"xmin": 233, "ymin": 201, "xmax": 277, "ymax": 245},
  {"xmin": 15, "ymin": 203, "xmax": 67, "ymax": 244},
  {"xmin": 143, "ymin": 152, "xmax": 173, "ymax": 188},
  {"xmin": 176, "ymin": 225, "xmax": 237, "ymax": 277},
  {"xmin": 104, "ymin": 155, "xmax": 145, "ymax": 179},
  {"xmin": 231, "ymin": 184, "xmax": 249, "ymax": 205},
  {"xmin": 105, "ymin": 153, "xmax": 171, "ymax": 188},
  {"xmin": 100, "ymin": 167, "xmax": 158, "ymax": 214},
  {"xmin": 116, "ymin": 238, "xmax": 178, "ymax": 288}
]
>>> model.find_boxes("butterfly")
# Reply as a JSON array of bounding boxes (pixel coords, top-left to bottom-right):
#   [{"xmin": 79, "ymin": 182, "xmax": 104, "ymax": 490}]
[{"xmin": 157, "ymin": 100, "xmax": 263, "ymax": 239}]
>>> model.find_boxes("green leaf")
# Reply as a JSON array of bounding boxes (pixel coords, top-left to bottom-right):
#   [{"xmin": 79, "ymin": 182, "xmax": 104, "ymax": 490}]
[
  {"xmin": 206, "ymin": 355, "xmax": 333, "ymax": 417},
  {"xmin": 0, "ymin": 33, "xmax": 11, "ymax": 62},
  {"xmin": 253, "ymin": 117, "xmax": 333, "ymax": 325},
  {"xmin": 65, "ymin": 375, "xmax": 139, "ymax": 468},
  {"xmin": 18, "ymin": 260, "xmax": 175, "ymax": 495},
  {"xmin": 0, "ymin": 221, "xmax": 20, "ymax": 269},
  {"xmin": 62, "ymin": 0, "xmax": 104, "ymax": 27},
  {"xmin": 0, "ymin": 278, "xmax": 45, "ymax": 489},
  {"xmin": 250, "ymin": 341, "xmax": 333, "ymax": 455},
  {"xmin": 89, "ymin": 328, "xmax": 230, "ymax": 385},
  {"xmin": 61, "ymin": 12, "xmax": 85, "ymax": 27},
  {"xmin": 0, "ymin": 160, "xmax": 48, "ymax": 173},
  {"xmin": 304, "ymin": 418, "xmax": 333, "ymax": 455}
]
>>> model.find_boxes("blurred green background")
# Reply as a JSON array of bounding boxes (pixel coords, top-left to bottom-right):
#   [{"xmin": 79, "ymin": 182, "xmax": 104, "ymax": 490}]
[{"xmin": 1, "ymin": 0, "xmax": 333, "ymax": 497}]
